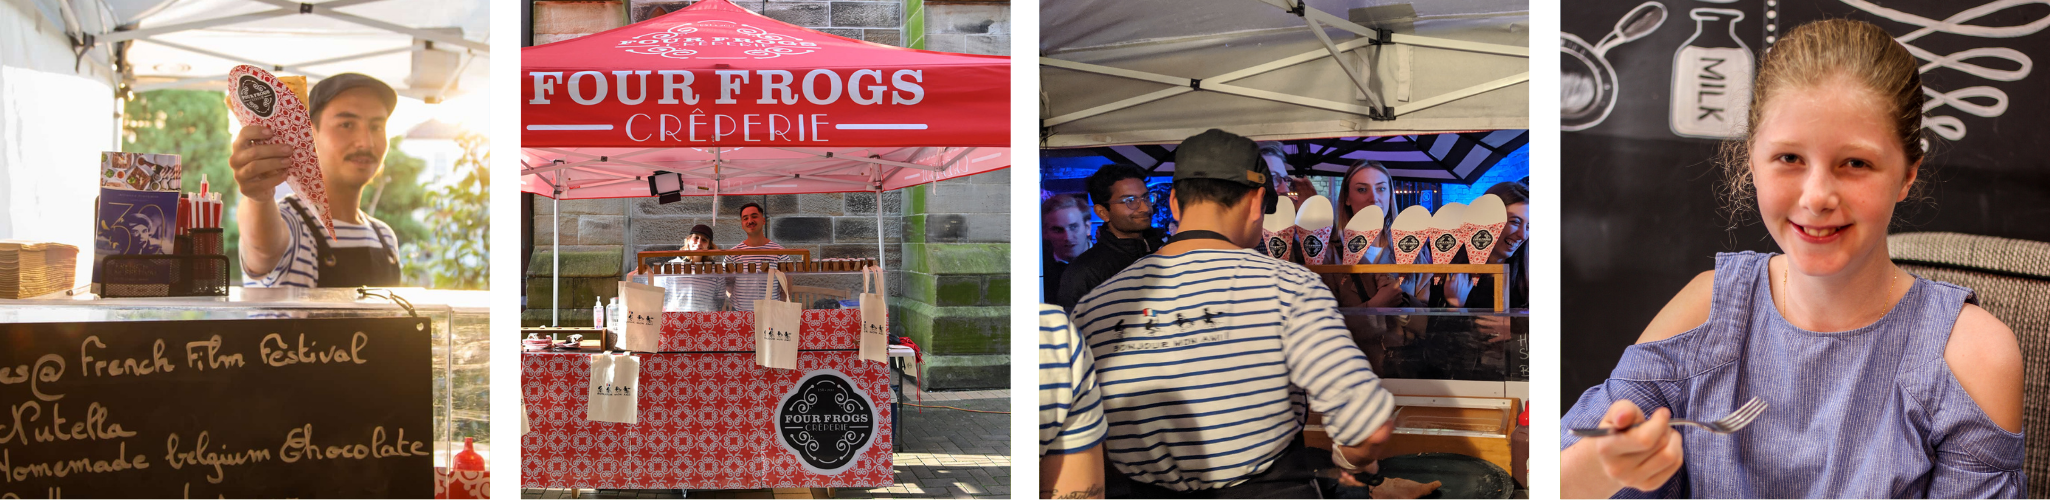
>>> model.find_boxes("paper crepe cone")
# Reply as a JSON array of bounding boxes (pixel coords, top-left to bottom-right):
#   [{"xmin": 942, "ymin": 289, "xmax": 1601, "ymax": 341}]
[
  {"xmin": 1427, "ymin": 203, "xmax": 1466, "ymax": 264},
  {"xmin": 1390, "ymin": 205, "xmax": 1432, "ymax": 265},
  {"xmin": 1341, "ymin": 205, "xmax": 1384, "ymax": 265},
  {"xmin": 1261, "ymin": 196, "xmax": 1299, "ymax": 261},
  {"xmin": 1461, "ymin": 195, "xmax": 1509, "ymax": 264},
  {"xmin": 226, "ymin": 65, "xmax": 333, "ymax": 239},
  {"xmin": 1294, "ymin": 196, "xmax": 1334, "ymax": 265},
  {"xmin": 1261, "ymin": 227, "xmax": 1296, "ymax": 261},
  {"xmin": 1297, "ymin": 227, "xmax": 1335, "ymax": 265}
]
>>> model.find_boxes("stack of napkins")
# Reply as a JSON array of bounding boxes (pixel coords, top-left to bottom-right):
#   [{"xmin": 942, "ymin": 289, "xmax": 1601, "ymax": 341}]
[{"xmin": 0, "ymin": 240, "xmax": 79, "ymax": 298}]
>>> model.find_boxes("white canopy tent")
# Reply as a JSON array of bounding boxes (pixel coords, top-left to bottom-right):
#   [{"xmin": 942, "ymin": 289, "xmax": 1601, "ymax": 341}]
[{"xmin": 1041, "ymin": 0, "xmax": 1529, "ymax": 147}]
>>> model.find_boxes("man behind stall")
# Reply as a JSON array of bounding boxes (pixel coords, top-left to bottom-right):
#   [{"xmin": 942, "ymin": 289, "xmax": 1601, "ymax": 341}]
[
  {"xmin": 1054, "ymin": 164, "xmax": 1166, "ymax": 312},
  {"xmin": 727, "ymin": 202, "xmax": 788, "ymax": 311},
  {"xmin": 1042, "ymin": 194, "xmax": 1089, "ymax": 304},
  {"xmin": 229, "ymin": 73, "xmax": 401, "ymax": 288},
  {"xmin": 1069, "ymin": 129, "xmax": 1436, "ymax": 498}
]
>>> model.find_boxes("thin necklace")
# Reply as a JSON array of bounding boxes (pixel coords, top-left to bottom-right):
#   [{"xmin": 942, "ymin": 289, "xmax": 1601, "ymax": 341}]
[{"xmin": 1781, "ymin": 258, "xmax": 1897, "ymax": 326}]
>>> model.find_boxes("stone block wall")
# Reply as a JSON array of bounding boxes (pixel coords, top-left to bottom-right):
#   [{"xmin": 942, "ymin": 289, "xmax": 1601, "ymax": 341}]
[{"xmin": 895, "ymin": 170, "xmax": 1011, "ymax": 389}]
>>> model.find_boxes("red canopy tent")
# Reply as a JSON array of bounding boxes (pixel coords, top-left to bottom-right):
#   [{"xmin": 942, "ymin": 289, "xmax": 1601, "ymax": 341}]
[{"xmin": 520, "ymin": 0, "xmax": 1010, "ymax": 324}]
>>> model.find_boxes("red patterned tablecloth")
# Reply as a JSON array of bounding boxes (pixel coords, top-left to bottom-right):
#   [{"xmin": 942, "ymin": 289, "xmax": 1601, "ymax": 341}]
[{"xmin": 521, "ymin": 310, "xmax": 893, "ymax": 489}]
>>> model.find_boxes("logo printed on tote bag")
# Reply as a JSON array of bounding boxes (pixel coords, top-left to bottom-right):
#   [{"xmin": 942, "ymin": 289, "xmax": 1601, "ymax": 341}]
[{"xmin": 775, "ymin": 369, "xmax": 878, "ymax": 474}]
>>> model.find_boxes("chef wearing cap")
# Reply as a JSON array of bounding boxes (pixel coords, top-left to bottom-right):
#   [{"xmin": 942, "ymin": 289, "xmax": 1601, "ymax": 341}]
[
  {"xmin": 228, "ymin": 73, "xmax": 403, "ymax": 288},
  {"xmin": 1066, "ymin": 129, "xmax": 1431, "ymax": 498}
]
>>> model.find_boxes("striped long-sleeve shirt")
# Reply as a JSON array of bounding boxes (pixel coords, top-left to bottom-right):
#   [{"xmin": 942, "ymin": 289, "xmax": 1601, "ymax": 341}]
[
  {"xmin": 1071, "ymin": 248, "xmax": 1394, "ymax": 491},
  {"xmin": 244, "ymin": 194, "xmax": 399, "ymax": 288},
  {"xmin": 1040, "ymin": 304, "xmax": 1105, "ymax": 456},
  {"xmin": 725, "ymin": 240, "xmax": 789, "ymax": 311}
]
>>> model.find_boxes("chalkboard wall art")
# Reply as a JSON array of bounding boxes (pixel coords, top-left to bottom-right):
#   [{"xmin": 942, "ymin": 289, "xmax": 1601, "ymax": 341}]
[
  {"xmin": 1561, "ymin": 0, "xmax": 2050, "ymax": 409},
  {"xmin": 0, "ymin": 317, "xmax": 433, "ymax": 498}
]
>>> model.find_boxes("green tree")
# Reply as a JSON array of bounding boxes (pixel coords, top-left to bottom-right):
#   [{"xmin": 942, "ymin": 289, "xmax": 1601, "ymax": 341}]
[
  {"xmin": 369, "ymin": 137, "xmax": 431, "ymax": 248},
  {"xmin": 405, "ymin": 131, "xmax": 489, "ymax": 290},
  {"xmin": 121, "ymin": 90, "xmax": 240, "ymax": 273}
]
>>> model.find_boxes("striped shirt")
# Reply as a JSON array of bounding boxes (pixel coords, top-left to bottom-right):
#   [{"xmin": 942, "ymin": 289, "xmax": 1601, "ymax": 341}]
[
  {"xmin": 1072, "ymin": 248, "xmax": 1393, "ymax": 491},
  {"xmin": 1040, "ymin": 304, "xmax": 1105, "ymax": 456},
  {"xmin": 726, "ymin": 240, "xmax": 789, "ymax": 311},
  {"xmin": 244, "ymin": 194, "xmax": 399, "ymax": 288}
]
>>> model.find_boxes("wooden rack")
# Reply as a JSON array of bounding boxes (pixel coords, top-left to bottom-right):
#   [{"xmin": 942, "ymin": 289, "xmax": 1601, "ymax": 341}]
[
  {"xmin": 1305, "ymin": 263, "xmax": 1509, "ymax": 312},
  {"xmin": 635, "ymin": 248, "xmax": 812, "ymax": 274}
]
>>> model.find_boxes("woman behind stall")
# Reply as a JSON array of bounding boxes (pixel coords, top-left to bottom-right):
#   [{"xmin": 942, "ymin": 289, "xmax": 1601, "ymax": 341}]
[
  {"xmin": 1415, "ymin": 181, "xmax": 1528, "ymax": 380},
  {"xmin": 1559, "ymin": 19, "xmax": 2022, "ymax": 498},
  {"xmin": 1321, "ymin": 161, "xmax": 1432, "ymax": 374}
]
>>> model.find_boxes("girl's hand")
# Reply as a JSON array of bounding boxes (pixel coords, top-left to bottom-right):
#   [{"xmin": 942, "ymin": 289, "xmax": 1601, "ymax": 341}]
[{"xmin": 1591, "ymin": 400, "xmax": 1685, "ymax": 492}]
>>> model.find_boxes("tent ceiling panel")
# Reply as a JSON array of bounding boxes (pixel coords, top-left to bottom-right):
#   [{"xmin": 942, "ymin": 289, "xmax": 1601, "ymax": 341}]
[
  {"xmin": 112, "ymin": 0, "xmax": 489, "ymax": 99},
  {"xmin": 1042, "ymin": 0, "xmax": 1527, "ymax": 147}
]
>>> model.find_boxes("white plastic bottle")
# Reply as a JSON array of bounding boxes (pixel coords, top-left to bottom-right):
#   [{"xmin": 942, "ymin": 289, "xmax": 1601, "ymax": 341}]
[
  {"xmin": 608, "ymin": 297, "xmax": 623, "ymax": 335},
  {"xmin": 593, "ymin": 296, "xmax": 605, "ymax": 329}
]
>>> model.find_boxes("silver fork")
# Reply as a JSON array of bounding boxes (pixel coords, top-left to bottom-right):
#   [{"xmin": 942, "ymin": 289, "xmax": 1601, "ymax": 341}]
[{"xmin": 1568, "ymin": 397, "xmax": 1769, "ymax": 437}]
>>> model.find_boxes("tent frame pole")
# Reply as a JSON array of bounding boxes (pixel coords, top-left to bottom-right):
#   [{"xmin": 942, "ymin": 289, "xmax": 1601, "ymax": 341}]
[{"xmin": 552, "ymin": 184, "xmax": 561, "ymax": 327}]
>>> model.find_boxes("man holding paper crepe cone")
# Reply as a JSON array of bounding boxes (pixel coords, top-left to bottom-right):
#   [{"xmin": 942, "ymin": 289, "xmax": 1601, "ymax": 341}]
[
  {"xmin": 1067, "ymin": 129, "xmax": 1436, "ymax": 498},
  {"xmin": 229, "ymin": 73, "xmax": 403, "ymax": 288}
]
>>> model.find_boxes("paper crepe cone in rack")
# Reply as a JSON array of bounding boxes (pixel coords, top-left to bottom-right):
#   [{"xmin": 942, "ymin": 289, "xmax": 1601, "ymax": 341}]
[
  {"xmin": 225, "ymin": 65, "xmax": 333, "ymax": 238},
  {"xmin": 1261, "ymin": 196, "xmax": 1298, "ymax": 261},
  {"xmin": 1341, "ymin": 205, "xmax": 1385, "ymax": 265},
  {"xmin": 1389, "ymin": 205, "xmax": 1432, "ymax": 265},
  {"xmin": 1428, "ymin": 202, "xmax": 1466, "ymax": 265},
  {"xmin": 1293, "ymin": 196, "xmax": 1335, "ymax": 265},
  {"xmin": 1459, "ymin": 194, "xmax": 1508, "ymax": 265}
]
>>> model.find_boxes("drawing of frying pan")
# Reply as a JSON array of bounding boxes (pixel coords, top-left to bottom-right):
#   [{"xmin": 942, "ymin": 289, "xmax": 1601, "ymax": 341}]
[{"xmin": 1562, "ymin": 1, "xmax": 1667, "ymax": 131}]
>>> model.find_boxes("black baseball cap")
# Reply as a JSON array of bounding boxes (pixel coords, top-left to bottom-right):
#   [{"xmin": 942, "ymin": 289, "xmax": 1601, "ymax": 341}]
[
  {"xmin": 308, "ymin": 73, "xmax": 398, "ymax": 121},
  {"xmin": 1174, "ymin": 129, "xmax": 1279, "ymax": 213},
  {"xmin": 689, "ymin": 224, "xmax": 715, "ymax": 240},
  {"xmin": 1173, "ymin": 129, "xmax": 1270, "ymax": 187}
]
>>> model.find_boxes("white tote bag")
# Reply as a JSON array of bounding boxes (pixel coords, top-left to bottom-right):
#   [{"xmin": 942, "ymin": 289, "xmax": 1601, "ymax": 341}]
[
  {"xmin": 754, "ymin": 269, "xmax": 802, "ymax": 370},
  {"xmin": 586, "ymin": 353, "xmax": 640, "ymax": 424},
  {"xmin": 859, "ymin": 265, "xmax": 889, "ymax": 363},
  {"xmin": 618, "ymin": 281, "xmax": 665, "ymax": 352}
]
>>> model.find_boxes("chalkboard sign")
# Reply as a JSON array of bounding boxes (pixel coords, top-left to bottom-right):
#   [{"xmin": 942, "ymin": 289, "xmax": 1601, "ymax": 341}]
[
  {"xmin": 0, "ymin": 317, "xmax": 433, "ymax": 498},
  {"xmin": 1561, "ymin": 0, "xmax": 2050, "ymax": 407}
]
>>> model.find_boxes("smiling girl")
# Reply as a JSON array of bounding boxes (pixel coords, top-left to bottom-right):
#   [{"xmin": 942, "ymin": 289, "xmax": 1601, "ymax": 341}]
[{"xmin": 1558, "ymin": 19, "xmax": 2023, "ymax": 498}]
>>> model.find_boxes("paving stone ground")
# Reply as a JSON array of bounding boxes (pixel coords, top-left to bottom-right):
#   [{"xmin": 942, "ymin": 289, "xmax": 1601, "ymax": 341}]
[{"xmin": 523, "ymin": 388, "xmax": 1010, "ymax": 499}]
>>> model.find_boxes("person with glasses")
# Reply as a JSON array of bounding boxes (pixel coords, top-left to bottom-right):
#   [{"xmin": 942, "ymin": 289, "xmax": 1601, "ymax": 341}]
[{"xmin": 1054, "ymin": 164, "xmax": 1167, "ymax": 312}]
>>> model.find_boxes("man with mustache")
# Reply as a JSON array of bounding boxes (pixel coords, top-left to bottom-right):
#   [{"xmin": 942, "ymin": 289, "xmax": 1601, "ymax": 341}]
[{"xmin": 228, "ymin": 73, "xmax": 402, "ymax": 287}]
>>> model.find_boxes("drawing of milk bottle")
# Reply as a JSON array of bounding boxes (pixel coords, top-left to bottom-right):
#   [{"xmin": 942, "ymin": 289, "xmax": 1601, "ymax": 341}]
[{"xmin": 1670, "ymin": 8, "xmax": 1754, "ymax": 139}]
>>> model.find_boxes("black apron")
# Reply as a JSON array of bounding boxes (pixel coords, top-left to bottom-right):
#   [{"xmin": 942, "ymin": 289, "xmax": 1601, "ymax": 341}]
[{"xmin": 286, "ymin": 197, "xmax": 401, "ymax": 287}]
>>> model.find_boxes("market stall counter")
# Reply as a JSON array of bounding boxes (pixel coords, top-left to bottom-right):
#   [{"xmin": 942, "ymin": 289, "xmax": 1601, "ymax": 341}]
[
  {"xmin": 1308, "ymin": 305, "xmax": 1531, "ymax": 496},
  {"xmin": 521, "ymin": 270, "xmax": 894, "ymax": 490},
  {"xmin": 0, "ymin": 287, "xmax": 491, "ymax": 498}
]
